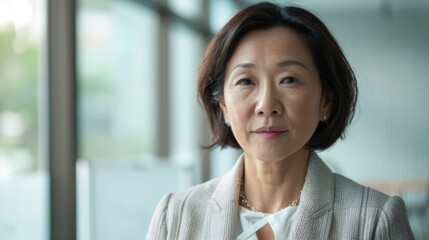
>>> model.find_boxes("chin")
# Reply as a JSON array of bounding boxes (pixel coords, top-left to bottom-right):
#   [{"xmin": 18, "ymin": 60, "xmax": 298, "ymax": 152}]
[
  {"xmin": 248, "ymin": 144, "xmax": 308, "ymax": 162},
  {"xmin": 250, "ymin": 150, "xmax": 294, "ymax": 163}
]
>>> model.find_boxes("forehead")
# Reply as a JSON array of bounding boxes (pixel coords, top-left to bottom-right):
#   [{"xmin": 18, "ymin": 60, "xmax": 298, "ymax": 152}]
[{"xmin": 226, "ymin": 26, "xmax": 315, "ymax": 71}]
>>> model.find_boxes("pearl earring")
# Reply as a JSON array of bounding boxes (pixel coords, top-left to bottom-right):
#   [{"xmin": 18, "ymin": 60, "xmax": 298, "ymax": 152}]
[
  {"xmin": 225, "ymin": 119, "xmax": 231, "ymax": 127},
  {"xmin": 323, "ymin": 115, "xmax": 328, "ymax": 123}
]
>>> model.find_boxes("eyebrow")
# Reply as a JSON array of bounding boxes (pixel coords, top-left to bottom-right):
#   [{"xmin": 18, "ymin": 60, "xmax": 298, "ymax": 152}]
[
  {"xmin": 277, "ymin": 60, "xmax": 308, "ymax": 70},
  {"xmin": 231, "ymin": 60, "xmax": 308, "ymax": 72},
  {"xmin": 231, "ymin": 63, "xmax": 255, "ymax": 72}
]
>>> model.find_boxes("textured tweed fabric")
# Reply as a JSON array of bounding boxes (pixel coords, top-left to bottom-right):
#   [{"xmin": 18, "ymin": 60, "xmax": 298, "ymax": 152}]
[{"xmin": 146, "ymin": 152, "xmax": 414, "ymax": 240}]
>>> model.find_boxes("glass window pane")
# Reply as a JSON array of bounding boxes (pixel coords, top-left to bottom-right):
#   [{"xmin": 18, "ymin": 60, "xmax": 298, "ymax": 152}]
[
  {"xmin": 77, "ymin": 1, "xmax": 158, "ymax": 161},
  {"xmin": 77, "ymin": 1, "xmax": 209, "ymax": 239},
  {"xmin": 77, "ymin": 1, "xmax": 181, "ymax": 240},
  {"xmin": 209, "ymin": 0, "xmax": 239, "ymax": 32},
  {"xmin": 0, "ymin": 0, "xmax": 48, "ymax": 239},
  {"xmin": 168, "ymin": 0, "xmax": 201, "ymax": 19},
  {"xmin": 169, "ymin": 22, "xmax": 204, "ymax": 165}
]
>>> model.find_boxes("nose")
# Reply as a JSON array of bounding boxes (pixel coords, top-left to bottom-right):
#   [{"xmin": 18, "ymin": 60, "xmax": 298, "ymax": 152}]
[{"xmin": 254, "ymin": 84, "xmax": 283, "ymax": 116}]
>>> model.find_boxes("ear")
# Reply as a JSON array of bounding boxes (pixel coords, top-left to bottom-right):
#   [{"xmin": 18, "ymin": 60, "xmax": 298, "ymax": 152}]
[
  {"xmin": 320, "ymin": 91, "xmax": 333, "ymax": 121},
  {"xmin": 219, "ymin": 98, "xmax": 229, "ymax": 122}
]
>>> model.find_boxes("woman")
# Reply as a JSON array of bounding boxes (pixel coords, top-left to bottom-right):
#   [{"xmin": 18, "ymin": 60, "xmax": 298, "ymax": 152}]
[{"xmin": 147, "ymin": 2, "xmax": 414, "ymax": 239}]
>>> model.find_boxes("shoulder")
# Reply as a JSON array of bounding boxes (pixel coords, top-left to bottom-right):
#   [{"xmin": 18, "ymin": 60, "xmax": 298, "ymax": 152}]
[
  {"xmin": 146, "ymin": 177, "xmax": 223, "ymax": 239},
  {"xmin": 332, "ymin": 173, "xmax": 402, "ymax": 214},
  {"xmin": 331, "ymin": 173, "xmax": 414, "ymax": 239},
  {"xmin": 374, "ymin": 189, "xmax": 415, "ymax": 239},
  {"xmin": 153, "ymin": 176, "xmax": 223, "ymax": 219},
  {"xmin": 147, "ymin": 155, "xmax": 244, "ymax": 239},
  {"xmin": 167, "ymin": 177, "xmax": 222, "ymax": 208},
  {"xmin": 166, "ymin": 178, "xmax": 223, "ymax": 225},
  {"xmin": 332, "ymin": 173, "xmax": 389, "ymax": 209}
]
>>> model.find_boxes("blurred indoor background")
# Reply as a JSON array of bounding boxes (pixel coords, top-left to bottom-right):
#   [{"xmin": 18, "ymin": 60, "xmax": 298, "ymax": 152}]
[{"xmin": 0, "ymin": 0, "xmax": 428, "ymax": 239}]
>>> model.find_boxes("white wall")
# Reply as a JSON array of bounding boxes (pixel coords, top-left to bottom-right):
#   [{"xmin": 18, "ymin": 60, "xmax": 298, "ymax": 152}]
[{"xmin": 316, "ymin": 9, "xmax": 429, "ymax": 182}]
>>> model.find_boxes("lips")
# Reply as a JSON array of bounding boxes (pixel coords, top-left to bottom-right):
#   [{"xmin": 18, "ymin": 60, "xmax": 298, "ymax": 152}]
[{"xmin": 253, "ymin": 127, "xmax": 288, "ymax": 139}]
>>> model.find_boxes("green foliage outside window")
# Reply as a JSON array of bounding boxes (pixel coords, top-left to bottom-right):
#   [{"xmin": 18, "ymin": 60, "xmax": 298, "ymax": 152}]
[{"xmin": 0, "ymin": 26, "xmax": 39, "ymax": 171}]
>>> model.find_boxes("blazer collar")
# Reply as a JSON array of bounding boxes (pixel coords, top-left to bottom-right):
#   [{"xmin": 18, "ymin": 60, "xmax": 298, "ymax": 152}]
[
  {"xmin": 292, "ymin": 152, "xmax": 334, "ymax": 239},
  {"xmin": 204, "ymin": 154, "xmax": 244, "ymax": 239},
  {"xmin": 205, "ymin": 152, "xmax": 334, "ymax": 239}
]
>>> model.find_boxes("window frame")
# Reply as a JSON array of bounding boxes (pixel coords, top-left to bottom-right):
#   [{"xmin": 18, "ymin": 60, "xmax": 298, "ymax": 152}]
[{"xmin": 47, "ymin": 0, "xmax": 213, "ymax": 239}]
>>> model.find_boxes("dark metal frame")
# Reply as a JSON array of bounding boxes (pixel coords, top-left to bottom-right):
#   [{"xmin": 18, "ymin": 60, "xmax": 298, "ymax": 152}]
[{"xmin": 48, "ymin": 0, "xmax": 77, "ymax": 239}]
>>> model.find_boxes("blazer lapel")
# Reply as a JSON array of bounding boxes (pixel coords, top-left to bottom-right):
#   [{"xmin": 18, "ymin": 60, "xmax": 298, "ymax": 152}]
[
  {"xmin": 203, "ymin": 154, "xmax": 244, "ymax": 239},
  {"xmin": 201, "ymin": 152, "xmax": 334, "ymax": 239},
  {"xmin": 292, "ymin": 152, "xmax": 334, "ymax": 240}
]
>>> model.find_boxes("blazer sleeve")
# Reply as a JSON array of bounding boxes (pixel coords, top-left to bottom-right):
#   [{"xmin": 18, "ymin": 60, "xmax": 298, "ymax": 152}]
[
  {"xmin": 375, "ymin": 196, "xmax": 415, "ymax": 240},
  {"xmin": 146, "ymin": 194, "xmax": 172, "ymax": 240}
]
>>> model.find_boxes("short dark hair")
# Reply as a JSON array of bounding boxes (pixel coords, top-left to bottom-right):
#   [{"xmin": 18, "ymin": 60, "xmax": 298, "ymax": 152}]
[{"xmin": 197, "ymin": 2, "xmax": 357, "ymax": 151}]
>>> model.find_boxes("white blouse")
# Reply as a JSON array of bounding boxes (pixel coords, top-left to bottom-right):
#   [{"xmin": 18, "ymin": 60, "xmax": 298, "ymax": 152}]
[{"xmin": 237, "ymin": 206, "xmax": 298, "ymax": 240}]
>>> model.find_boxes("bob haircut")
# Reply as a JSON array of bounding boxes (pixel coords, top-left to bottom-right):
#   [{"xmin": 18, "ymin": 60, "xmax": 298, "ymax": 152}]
[{"xmin": 197, "ymin": 2, "xmax": 357, "ymax": 151}]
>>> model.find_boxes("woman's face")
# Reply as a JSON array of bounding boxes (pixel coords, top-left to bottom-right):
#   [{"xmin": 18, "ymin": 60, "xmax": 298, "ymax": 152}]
[{"xmin": 221, "ymin": 27, "xmax": 332, "ymax": 163}]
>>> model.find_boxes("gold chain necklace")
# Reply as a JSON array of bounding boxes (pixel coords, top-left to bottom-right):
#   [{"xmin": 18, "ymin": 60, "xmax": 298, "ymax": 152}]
[{"xmin": 239, "ymin": 178, "xmax": 301, "ymax": 212}]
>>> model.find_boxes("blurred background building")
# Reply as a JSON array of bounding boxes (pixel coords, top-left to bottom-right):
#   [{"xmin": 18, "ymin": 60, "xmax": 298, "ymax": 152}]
[{"xmin": 0, "ymin": 0, "xmax": 428, "ymax": 239}]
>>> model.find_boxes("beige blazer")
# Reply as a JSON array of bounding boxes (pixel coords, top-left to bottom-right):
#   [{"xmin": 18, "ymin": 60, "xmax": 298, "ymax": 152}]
[{"xmin": 146, "ymin": 152, "xmax": 414, "ymax": 239}]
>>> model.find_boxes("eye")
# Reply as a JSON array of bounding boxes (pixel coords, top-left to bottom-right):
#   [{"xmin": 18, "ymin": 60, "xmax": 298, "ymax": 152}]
[
  {"xmin": 280, "ymin": 76, "xmax": 298, "ymax": 85},
  {"xmin": 236, "ymin": 78, "xmax": 254, "ymax": 86}
]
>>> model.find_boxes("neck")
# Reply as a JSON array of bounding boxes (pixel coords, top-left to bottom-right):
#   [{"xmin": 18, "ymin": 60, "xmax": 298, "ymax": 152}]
[{"xmin": 241, "ymin": 149, "xmax": 310, "ymax": 213}]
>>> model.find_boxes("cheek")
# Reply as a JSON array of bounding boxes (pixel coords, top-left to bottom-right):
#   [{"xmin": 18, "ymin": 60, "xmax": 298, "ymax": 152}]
[
  {"xmin": 224, "ymin": 92, "xmax": 251, "ymax": 120},
  {"xmin": 287, "ymin": 94, "xmax": 321, "ymax": 125},
  {"xmin": 227, "ymin": 102, "xmax": 249, "ymax": 123}
]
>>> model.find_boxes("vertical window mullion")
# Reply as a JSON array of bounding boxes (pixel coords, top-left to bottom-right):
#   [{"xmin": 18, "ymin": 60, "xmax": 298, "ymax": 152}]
[
  {"xmin": 47, "ymin": 0, "xmax": 77, "ymax": 239},
  {"xmin": 156, "ymin": 2, "xmax": 170, "ymax": 158}
]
